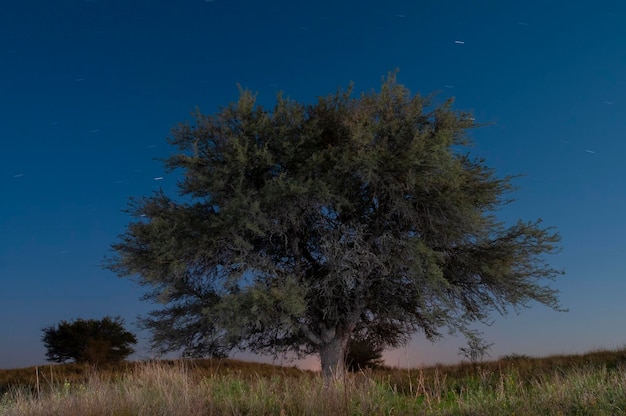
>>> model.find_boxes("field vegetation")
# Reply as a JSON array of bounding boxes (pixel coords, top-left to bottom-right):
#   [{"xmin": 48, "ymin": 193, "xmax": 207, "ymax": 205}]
[{"xmin": 2, "ymin": 348, "xmax": 626, "ymax": 415}]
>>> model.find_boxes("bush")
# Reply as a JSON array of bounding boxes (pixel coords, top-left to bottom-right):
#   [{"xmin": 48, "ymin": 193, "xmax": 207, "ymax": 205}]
[
  {"xmin": 42, "ymin": 316, "xmax": 137, "ymax": 365},
  {"xmin": 345, "ymin": 336, "xmax": 384, "ymax": 372}
]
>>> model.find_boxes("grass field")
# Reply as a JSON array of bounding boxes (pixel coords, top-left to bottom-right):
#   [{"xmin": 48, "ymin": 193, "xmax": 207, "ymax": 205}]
[{"xmin": 2, "ymin": 348, "xmax": 626, "ymax": 415}]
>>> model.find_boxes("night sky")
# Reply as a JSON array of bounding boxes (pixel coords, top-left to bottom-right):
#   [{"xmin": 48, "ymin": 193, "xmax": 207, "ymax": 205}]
[{"xmin": 2, "ymin": 0, "xmax": 625, "ymax": 370}]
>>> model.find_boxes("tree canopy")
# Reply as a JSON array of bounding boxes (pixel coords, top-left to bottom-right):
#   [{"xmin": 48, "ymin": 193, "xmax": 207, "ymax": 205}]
[
  {"xmin": 42, "ymin": 316, "xmax": 137, "ymax": 365},
  {"xmin": 107, "ymin": 73, "xmax": 563, "ymax": 378}
]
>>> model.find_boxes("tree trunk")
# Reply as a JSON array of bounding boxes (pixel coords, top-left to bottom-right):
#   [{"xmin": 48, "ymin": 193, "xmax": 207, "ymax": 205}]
[{"xmin": 319, "ymin": 334, "xmax": 349, "ymax": 380}]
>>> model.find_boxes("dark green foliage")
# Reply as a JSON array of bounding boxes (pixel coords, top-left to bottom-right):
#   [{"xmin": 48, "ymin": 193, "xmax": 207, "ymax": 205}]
[
  {"xmin": 499, "ymin": 353, "xmax": 532, "ymax": 361},
  {"xmin": 345, "ymin": 335, "xmax": 385, "ymax": 372},
  {"xmin": 42, "ymin": 316, "xmax": 137, "ymax": 365},
  {"xmin": 106, "ymin": 72, "xmax": 563, "ymax": 378}
]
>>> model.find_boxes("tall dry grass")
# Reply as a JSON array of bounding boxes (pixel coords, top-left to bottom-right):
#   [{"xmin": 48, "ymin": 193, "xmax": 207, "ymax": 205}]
[{"xmin": 2, "ymin": 348, "xmax": 626, "ymax": 415}]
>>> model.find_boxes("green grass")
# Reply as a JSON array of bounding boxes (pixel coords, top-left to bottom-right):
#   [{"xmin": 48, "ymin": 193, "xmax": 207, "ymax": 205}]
[{"xmin": 2, "ymin": 348, "xmax": 626, "ymax": 415}]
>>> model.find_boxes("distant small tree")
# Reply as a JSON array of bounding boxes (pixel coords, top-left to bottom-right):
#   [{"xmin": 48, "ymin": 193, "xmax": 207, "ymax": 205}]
[
  {"xmin": 458, "ymin": 331, "xmax": 493, "ymax": 365},
  {"xmin": 345, "ymin": 335, "xmax": 384, "ymax": 372},
  {"xmin": 42, "ymin": 316, "xmax": 137, "ymax": 365}
]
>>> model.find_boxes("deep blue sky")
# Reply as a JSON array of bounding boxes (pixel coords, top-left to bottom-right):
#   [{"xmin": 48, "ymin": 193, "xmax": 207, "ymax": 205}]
[{"xmin": 2, "ymin": 0, "xmax": 625, "ymax": 370}]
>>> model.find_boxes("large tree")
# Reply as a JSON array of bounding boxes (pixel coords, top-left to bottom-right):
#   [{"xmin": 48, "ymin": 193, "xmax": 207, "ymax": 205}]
[
  {"xmin": 42, "ymin": 316, "xmax": 137, "ymax": 365},
  {"xmin": 107, "ymin": 73, "xmax": 563, "ymax": 379}
]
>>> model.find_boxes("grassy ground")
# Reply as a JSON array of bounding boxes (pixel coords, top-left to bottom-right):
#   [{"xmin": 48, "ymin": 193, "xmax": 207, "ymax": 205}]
[{"xmin": 2, "ymin": 348, "xmax": 626, "ymax": 415}]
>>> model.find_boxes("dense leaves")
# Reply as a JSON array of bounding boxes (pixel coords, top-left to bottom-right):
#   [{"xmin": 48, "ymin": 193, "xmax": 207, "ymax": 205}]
[
  {"xmin": 42, "ymin": 317, "xmax": 137, "ymax": 365},
  {"xmin": 107, "ymin": 72, "xmax": 563, "ymax": 378},
  {"xmin": 345, "ymin": 336, "xmax": 385, "ymax": 372}
]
